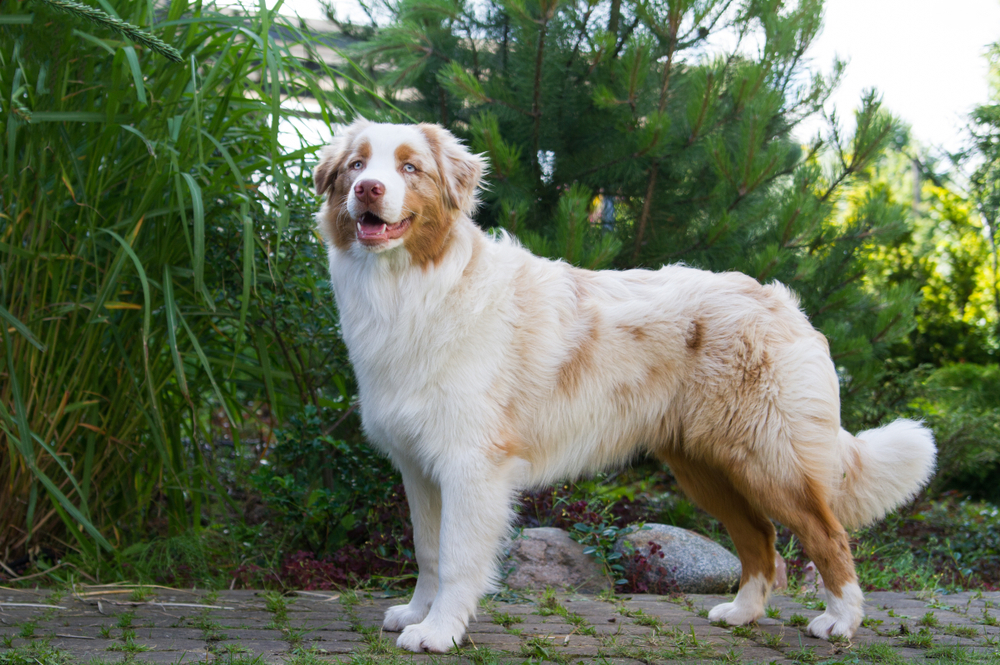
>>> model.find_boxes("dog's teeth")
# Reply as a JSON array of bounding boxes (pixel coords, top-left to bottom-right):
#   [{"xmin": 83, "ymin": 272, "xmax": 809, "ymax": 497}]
[
  {"xmin": 357, "ymin": 222, "xmax": 362, "ymax": 232},
  {"xmin": 380, "ymin": 224, "xmax": 386, "ymax": 234}
]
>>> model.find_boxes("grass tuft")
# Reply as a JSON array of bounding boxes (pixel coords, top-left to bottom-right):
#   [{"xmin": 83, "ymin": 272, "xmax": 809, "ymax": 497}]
[
  {"xmin": 901, "ymin": 626, "xmax": 934, "ymax": 648},
  {"xmin": 0, "ymin": 643, "xmax": 71, "ymax": 665},
  {"xmin": 854, "ymin": 642, "xmax": 905, "ymax": 664},
  {"xmin": 788, "ymin": 613, "xmax": 809, "ymax": 627}
]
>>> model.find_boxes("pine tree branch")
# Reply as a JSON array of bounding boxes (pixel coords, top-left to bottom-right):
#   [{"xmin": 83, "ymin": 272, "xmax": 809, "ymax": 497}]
[
  {"xmin": 632, "ymin": 5, "xmax": 680, "ymax": 262},
  {"xmin": 32, "ymin": 0, "xmax": 182, "ymax": 62},
  {"xmin": 608, "ymin": 16, "xmax": 640, "ymax": 63},
  {"xmin": 870, "ymin": 314, "xmax": 903, "ymax": 346},
  {"xmin": 564, "ymin": 3, "xmax": 596, "ymax": 71}
]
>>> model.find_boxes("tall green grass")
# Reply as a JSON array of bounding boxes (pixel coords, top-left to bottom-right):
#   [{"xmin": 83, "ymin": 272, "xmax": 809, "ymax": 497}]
[{"xmin": 0, "ymin": 0, "xmax": 375, "ymax": 566}]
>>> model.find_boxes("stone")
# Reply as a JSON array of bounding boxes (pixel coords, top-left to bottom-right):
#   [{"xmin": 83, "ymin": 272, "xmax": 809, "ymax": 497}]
[
  {"xmin": 615, "ymin": 524, "xmax": 740, "ymax": 594},
  {"xmin": 801, "ymin": 560, "xmax": 824, "ymax": 593},
  {"xmin": 773, "ymin": 552, "xmax": 788, "ymax": 590},
  {"xmin": 504, "ymin": 527, "xmax": 609, "ymax": 592}
]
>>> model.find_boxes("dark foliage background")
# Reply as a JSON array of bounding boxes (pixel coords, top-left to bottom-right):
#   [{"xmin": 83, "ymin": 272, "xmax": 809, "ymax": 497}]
[{"xmin": 1, "ymin": 0, "xmax": 999, "ymax": 592}]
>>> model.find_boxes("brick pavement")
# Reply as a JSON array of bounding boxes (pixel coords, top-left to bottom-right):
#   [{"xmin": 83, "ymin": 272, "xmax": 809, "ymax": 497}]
[{"xmin": 2, "ymin": 586, "xmax": 999, "ymax": 664}]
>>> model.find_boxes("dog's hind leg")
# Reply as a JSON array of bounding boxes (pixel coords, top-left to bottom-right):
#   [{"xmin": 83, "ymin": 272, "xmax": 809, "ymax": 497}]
[
  {"xmin": 395, "ymin": 455, "xmax": 524, "ymax": 653},
  {"xmin": 661, "ymin": 454, "xmax": 776, "ymax": 625},
  {"xmin": 764, "ymin": 480, "xmax": 862, "ymax": 638},
  {"xmin": 384, "ymin": 459, "xmax": 442, "ymax": 632}
]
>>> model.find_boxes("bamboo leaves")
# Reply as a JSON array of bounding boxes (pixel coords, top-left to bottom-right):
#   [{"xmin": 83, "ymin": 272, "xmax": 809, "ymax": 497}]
[
  {"xmin": 30, "ymin": 0, "xmax": 182, "ymax": 61},
  {"xmin": 0, "ymin": 0, "xmax": 361, "ymax": 558},
  {"xmin": 0, "ymin": 303, "xmax": 45, "ymax": 351}
]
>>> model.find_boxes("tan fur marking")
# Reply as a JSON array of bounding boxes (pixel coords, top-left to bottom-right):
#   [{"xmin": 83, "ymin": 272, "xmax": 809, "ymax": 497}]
[
  {"xmin": 621, "ymin": 324, "xmax": 648, "ymax": 341},
  {"xmin": 685, "ymin": 319, "xmax": 703, "ymax": 351},
  {"xmin": 850, "ymin": 447, "xmax": 863, "ymax": 477},
  {"xmin": 660, "ymin": 442, "xmax": 858, "ymax": 599},
  {"xmin": 316, "ymin": 127, "xmax": 372, "ymax": 251},
  {"xmin": 395, "ymin": 144, "xmax": 418, "ymax": 166},
  {"xmin": 328, "ymin": 173, "xmax": 356, "ymax": 250},
  {"xmin": 395, "ymin": 135, "xmax": 465, "ymax": 268},
  {"xmin": 314, "ymin": 158, "xmax": 337, "ymax": 196},
  {"xmin": 462, "ymin": 233, "xmax": 483, "ymax": 279},
  {"xmin": 556, "ymin": 319, "xmax": 599, "ymax": 396},
  {"xmin": 798, "ymin": 482, "xmax": 856, "ymax": 594},
  {"xmin": 356, "ymin": 140, "xmax": 371, "ymax": 161},
  {"xmin": 496, "ymin": 434, "xmax": 526, "ymax": 460},
  {"xmin": 416, "ymin": 123, "xmax": 484, "ymax": 215},
  {"xmin": 766, "ymin": 479, "xmax": 857, "ymax": 596},
  {"xmin": 402, "ymin": 182, "xmax": 456, "ymax": 269}
]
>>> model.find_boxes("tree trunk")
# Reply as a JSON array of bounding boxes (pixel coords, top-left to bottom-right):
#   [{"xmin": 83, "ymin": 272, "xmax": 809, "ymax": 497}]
[
  {"xmin": 531, "ymin": 18, "xmax": 549, "ymax": 176},
  {"xmin": 608, "ymin": 0, "xmax": 621, "ymax": 35}
]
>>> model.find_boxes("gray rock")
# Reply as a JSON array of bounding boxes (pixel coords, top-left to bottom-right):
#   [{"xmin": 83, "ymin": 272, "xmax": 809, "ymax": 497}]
[
  {"xmin": 615, "ymin": 523, "xmax": 741, "ymax": 594},
  {"xmin": 504, "ymin": 527, "xmax": 608, "ymax": 593}
]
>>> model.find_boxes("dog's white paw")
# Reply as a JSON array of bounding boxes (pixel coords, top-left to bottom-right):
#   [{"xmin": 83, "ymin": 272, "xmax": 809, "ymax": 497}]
[
  {"xmin": 383, "ymin": 603, "xmax": 429, "ymax": 632},
  {"xmin": 707, "ymin": 574, "xmax": 768, "ymax": 626},
  {"xmin": 396, "ymin": 619, "xmax": 465, "ymax": 653},
  {"xmin": 708, "ymin": 601, "xmax": 761, "ymax": 626},
  {"xmin": 806, "ymin": 582, "xmax": 863, "ymax": 640},
  {"xmin": 806, "ymin": 611, "xmax": 859, "ymax": 639}
]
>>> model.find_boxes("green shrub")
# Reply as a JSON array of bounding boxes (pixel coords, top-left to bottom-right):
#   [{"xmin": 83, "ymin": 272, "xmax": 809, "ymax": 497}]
[
  {"xmin": 0, "ymin": 0, "xmax": 373, "ymax": 562},
  {"xmin": 251, "ymin": 406, "xmax": 401, "ymax": 555},
  {"xmin": 921, "ymin": 364, "xmax": 1000, "ymax": 501}
]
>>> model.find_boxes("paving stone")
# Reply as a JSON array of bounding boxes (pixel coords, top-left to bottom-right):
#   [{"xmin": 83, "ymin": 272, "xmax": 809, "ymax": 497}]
[
  {"xmin": 131, "ymin": 637, "xmax": 208, "ymax": 651},
  {"xmin": 60, "ymin": 648, "xmax": 130, "ymax": 662},
  {"xmin": 292, "ymin": 619, "xmax": 354, "ymax": 631},
  {"xmin": 37, "ymin": 617, "xmax": 106, "ymax": 628},
  {"xmin": 307, "ymin": 640, "xmax": 365, "ymax": 654},
  {"xmin": 127, "ymin": 628, "xmax": 206, "ymax": 640},
  {"xmin": 298, "ymin": 630, "xmax": 362, "ymax": 642},
  {"xmin": 216, "ymin": 639, "xmax": 289, "ymax": 654},
  {"xmin": 467, "ymin": 622, "xmax": 516, "ymax": 634},
  {"xmin": 465, "ymin": 632, "xmax": 525, "ymax": 647},
  {"xmin": 205, "ymin": 618, "xmax": 275, "ymax": 629},
  {"xmin": 868, "ymin": 598, "xmax": 929, "ymax": 609},
  {"xmin": 3, "ymin": 589, "xmax": 999, "ymax": 662},
  {"xmin": 577, "ymin": 623, "xmax": 653, "ymax": 637},
  {"xmin": 489, "ymin": 605, "xmax": 538, "ymax": 615},
  {"xmin": 555, "ymin": 645, "xmax": 603, "ymax": 656},
  {"xmin": 208, "ymin": 628, "xmax": 287, "ymax": 641},
  {"xmin": 351, "ymin": 611, "xmax": 388, "ymax": 622},
  {"xmin": 46, "ymin": 637, "xmax": 119, "ymax": 650},
  {"xmin": 733, "ymin": 645, "xmax": 785, "ymax": 662},
  {"xmin": 133, "ymin": 651, "xmax": 211, "ymax": 663}
]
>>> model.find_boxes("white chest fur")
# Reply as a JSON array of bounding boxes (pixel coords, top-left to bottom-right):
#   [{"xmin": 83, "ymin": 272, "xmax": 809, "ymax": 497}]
[{"xmin": 326, "ymin": 223, "xmax": 514, "ymax": 464}]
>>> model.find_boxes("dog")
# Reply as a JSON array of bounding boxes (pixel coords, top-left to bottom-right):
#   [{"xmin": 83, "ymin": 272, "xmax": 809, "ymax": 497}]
[{"xmin": 314, "ymin": 120, "xmax": 937, "ymax": 653}]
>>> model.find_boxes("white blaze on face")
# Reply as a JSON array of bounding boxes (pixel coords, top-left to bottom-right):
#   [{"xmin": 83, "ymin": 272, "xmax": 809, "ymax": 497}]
[{"xmin": 346, "ymin": 126, "xmax": 421, "ymax": 224}]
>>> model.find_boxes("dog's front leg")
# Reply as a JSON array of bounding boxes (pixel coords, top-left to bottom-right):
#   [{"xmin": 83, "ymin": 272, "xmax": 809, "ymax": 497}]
[
  {"xmin": 384, "ymin": 459, "xmax": 442, "ymax": 631},
  {"xmin": 395, "ymin": 457, "xmax": 521, "ymax": 653}
]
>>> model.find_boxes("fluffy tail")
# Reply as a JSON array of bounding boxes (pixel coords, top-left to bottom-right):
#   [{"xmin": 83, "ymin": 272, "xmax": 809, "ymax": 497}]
[{"xmin": 828, "ymin": 419, "xmax": 937, "ymax": 529}]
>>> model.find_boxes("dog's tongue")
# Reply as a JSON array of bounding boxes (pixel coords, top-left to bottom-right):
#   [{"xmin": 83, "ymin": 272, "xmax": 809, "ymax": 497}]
[{"xmin": 358, "ymin": 216, "xmax": 388, "ymax": 240}]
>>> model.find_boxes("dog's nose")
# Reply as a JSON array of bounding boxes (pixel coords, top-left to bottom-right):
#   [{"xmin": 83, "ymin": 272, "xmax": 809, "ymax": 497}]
[{"xmin": 354, "ymin": 179, "xmax": 384, "ymax": 205}]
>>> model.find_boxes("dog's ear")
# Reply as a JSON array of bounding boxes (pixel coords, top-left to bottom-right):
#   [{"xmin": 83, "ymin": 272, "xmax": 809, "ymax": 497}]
[
  {"xmin": 314, "ymin": 119, "xmax": 371, "ymax": 196},
  {"xmin": 418, "ymin": 123, "xmax": 488, "ymax": 215},
  {"xmin": 313, "ymin": 143, "xmax": 341, "ymax": 196}
]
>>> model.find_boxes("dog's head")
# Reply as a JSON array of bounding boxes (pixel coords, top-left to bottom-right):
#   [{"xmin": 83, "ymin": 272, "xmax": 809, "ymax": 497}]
[{"xmin": 315, "ymin": 120, "xmax": 486, "ymax": 266}]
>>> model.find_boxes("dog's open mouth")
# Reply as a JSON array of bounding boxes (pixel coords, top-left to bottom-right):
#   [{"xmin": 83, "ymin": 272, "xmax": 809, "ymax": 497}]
[{"xmin": 356, "ymin": 211, "xmax": 412, "ymax": 243}]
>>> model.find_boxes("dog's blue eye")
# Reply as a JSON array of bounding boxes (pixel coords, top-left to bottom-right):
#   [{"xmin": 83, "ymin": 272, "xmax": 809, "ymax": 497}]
[
  {"xmin": 404, "ymin": 164, "xmax": 416, "ymax": 173},
  {"xmin": 352, "ymin": 161, "xmax": 363, "ymax": 169}
]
